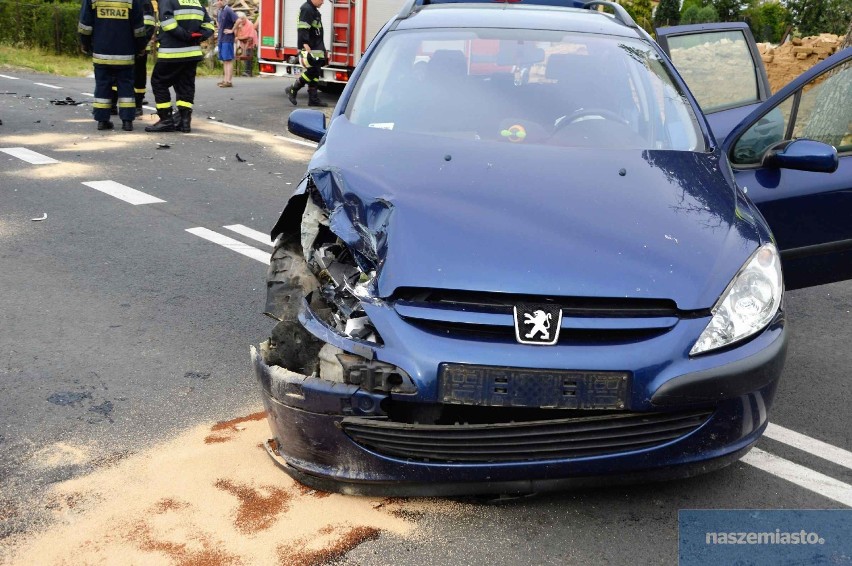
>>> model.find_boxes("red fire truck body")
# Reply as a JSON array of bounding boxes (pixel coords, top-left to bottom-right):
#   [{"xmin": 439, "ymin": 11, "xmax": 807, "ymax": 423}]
[{"xmin": 257, "ymin": 0, "xmax": 405, "ymax": 85}]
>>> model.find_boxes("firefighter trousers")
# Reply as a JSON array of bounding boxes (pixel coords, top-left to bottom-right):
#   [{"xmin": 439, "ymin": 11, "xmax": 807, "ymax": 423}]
[
  {"xmin": 111, "ymin": 53, "xmax": 149, "ymax": 110},
  {"xmin": 150, "ymin": 60, "xmax": 198, "ymax": 112},
  {"xmin": 94, "ymin": 65, "xmax": 134, "ymax": 122}
]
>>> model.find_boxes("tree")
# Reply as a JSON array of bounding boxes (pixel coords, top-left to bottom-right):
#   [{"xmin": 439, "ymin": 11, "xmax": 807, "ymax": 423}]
[
  {"xmin": 622, "ymin": 0, "xmax": 655, "ymax": 32},
  {"xmin": 843, "ymin": 17, "xmax": 852, "ymax": 49},
  {"xmin": 744, "ymin": 0, "xmax": 792, "ymax": 42},
  {"xmin": 681, "ymin": 4, "xmax": 703, "ymax": 22},
  {"xmin": 712, "ymin": 0, "xmax": 746, "ymax": 21},
  {"xmin": 654, "ymin": 0, "xmax": 682, "ymax": 27},
  {"xmin": 787, "ymin": 0, "xmax": 851, "ymax": 36},
  {"xmin": 697, "ymin": 5, "xmax": 720, "ymax": 21}
]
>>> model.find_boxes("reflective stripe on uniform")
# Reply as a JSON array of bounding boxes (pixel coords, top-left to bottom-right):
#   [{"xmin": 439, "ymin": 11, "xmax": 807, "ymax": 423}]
[
  {"xmin": 297, "ymin": 22, "xmax": 310, "ymax": 29},
  {"xmin": 93, "ymin": 57, "xmax": 135, "ymax": 65},
  {"xmin": 176, "ymin": 100, "xmax": 193, "ymax": 108},
  {"xmin": 160, "ymin": 18, "xmax": 177, "ymax": 30},
  {"xmin": 143, "ymin": 15, "xmax": 156, "ymax": 24},
  {"xmin": 134, "ymin": 88, "xmax": 146, "ymax": 94},
  {"xmin": 156, "ymin": 101, "xmax": 172, "ymax": 109},
  {"xmin": 93, "ymin": 97, "xmax": 112, "ymax": 105},
  {"xmin": 92, "ymin": 0, "xmax": 132, "ymax": 7},
  {"xmin": 201, "ymin": 22, "xmax": 214, "ymax": 30},
  {"xmin": 93, "ymin": 53, "xmax": 134, "ymax": 62},
  {"xmin": 158, "ymin": 46, "xmax": 202, "ymax": 59},
  {"xmin": 174, "ymin": 8, "xmax": 205, "ymax": 20},
  {"xmin": 134, "ymin": 26, "xmax": 146, "ymax": 37},
  {"xmin": 93, "ymin": 102, "xmax": 112, "ymax": 109},
  {"xmin": 78, "ymin": 23, "xmax": 93, "ymax": 34}
]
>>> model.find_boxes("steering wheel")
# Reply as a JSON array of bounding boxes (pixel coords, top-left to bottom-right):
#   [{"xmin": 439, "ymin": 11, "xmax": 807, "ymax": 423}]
[{"xmin": 553, "ymin": 108, "xmax": 629, "ymax": 132}]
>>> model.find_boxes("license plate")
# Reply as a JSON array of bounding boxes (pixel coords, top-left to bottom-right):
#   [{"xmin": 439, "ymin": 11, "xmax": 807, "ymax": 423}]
[{"xmin": 439, "ymin": 363, "xmax": 629, "ymax": 409}]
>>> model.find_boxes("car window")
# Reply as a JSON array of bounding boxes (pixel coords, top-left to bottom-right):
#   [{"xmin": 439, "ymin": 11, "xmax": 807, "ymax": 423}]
[
  {"xmin": 732, "ymin": 60, "xmax": 851, "ymax": 165},
  {"xmin": 793, "ymin": 60, "xmax": 852, "ymax": 152},
  {"xmin": 666, "ymin": 30, "xmax": 759, "ymax": 113},
  {"xmin": 345, "ymin": 29, "xmax": 705, "ymax": 151}
]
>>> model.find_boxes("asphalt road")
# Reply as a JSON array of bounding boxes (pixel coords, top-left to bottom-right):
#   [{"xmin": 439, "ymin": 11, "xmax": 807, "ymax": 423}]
[{"xmin": 1, "ymin": 69, "xmax": 850, "ymax": 565}]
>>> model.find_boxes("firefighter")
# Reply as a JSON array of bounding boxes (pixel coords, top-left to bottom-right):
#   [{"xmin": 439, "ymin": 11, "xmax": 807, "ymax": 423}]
[
  {"xmin": 78, "ymin": 0, "xmax": 148, "ymax": 131},
  {"xmin": 285, "ymin": 0, "xmax": 327, "ymax": 107},
  {"xmin": 109, "ymin": 0, "xmax": 156, "ymax": 117},
  {"xmin": 145, "ymin": 0, "xmax": 214, "ymax": 133}
]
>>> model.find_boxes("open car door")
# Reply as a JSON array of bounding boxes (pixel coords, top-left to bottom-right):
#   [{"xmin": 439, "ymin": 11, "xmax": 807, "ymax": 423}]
[
  {"xmin": 656, "ymin": 22, "xmax": 771, "ymax": 142},
  {"xmin": 722, "ymin": 47, "xmax": 852, "ymax": 290}
]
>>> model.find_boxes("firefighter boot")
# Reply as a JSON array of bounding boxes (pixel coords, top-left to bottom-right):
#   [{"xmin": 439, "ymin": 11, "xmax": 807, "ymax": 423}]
[
  {"xmin": 307, "ymin": 87, "xmax": 327, "ymax": 108},
  {"xmin": 97, "ymin": 120, "xmax": 114, "ymax": 131},
  {"xmin": 144, "ymin": 109, "xmax": 176, "ymax": 132},
  {"xmin": 122, "ymin": 120, "xmax": 133, "ymax": 131},
  {"xmin": 177, "ymin": 107, "xmax": 192, "ymax": 133},
  {"xmin": 286, "ymin": 80, "xmax": 304, "ymax": 105}
]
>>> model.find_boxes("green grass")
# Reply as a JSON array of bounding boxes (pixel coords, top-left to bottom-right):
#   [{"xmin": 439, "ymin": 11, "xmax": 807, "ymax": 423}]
[
  {"xmin": 0, "ymin": 43, "xmax": 227, "ymax": 77},
  {"xmin": 0, "ymin": 44, "xmax": 92, "ymax": 76}
]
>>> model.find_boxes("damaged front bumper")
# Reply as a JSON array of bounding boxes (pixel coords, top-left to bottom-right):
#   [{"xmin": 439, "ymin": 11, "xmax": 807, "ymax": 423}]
[{"xmin": 251, "ymin": 323, "xmax": 783, "ymax": 496}]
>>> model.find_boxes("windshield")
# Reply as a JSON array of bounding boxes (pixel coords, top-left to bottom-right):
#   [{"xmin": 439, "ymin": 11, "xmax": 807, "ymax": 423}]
[{"xmin": 345, "ymin": 28, "xmax": 705, "ymax": 151}]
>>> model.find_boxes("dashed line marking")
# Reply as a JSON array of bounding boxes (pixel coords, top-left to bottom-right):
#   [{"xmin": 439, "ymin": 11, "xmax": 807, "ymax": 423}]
[
  {"xmin": 273, "ymin": 134, "xmax": 318, "ymax": 148},
  {"xmin": 0, "ymin": 74, "xmax": 19, "ymax": 80},
  {"xmin": 142, "ymin": 105, "xmax": 156, "ymax": 111},
  {"xmin": 216, "ymin": 122, "xmax": 256, "ymax": 133},
  {"xmin": 743, "ymin": 448, "xmax": 852, "ymax": 507},
  {"xmin": 764, "ymin": 423, "xmax": 852, "ymax": 471},
  {"xmin": 81, "ymin": 180, "xmax": 165, "ymax": 205},
  {"xmin": 223, "ymin": 224, "xmax": 273, "ymax": 247},
  {"xmin": 81, "ymin": 92, "xmax": 95, "ymax": 97},
  {"xmin": 185, "ymin": 227, "xmax": 270, "ymax": 264},
  {"xmin": 33, "ymin": 82, "xmax": 62, "ymax": 89},
  {"xmin": 0, "ymin": 147, "xmax": 59, "ymax": 164}
]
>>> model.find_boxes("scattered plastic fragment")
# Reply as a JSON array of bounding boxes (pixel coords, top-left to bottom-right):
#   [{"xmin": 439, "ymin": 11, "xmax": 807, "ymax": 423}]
[
  {"xmin": 50, "ymin": 96, "xmax": 84, "ymax": 106},
  {"xmin": 31, "ymin": 213, "xmax": 47, "ymax": 222},
  {"xmin": 156, "ymin": 143, "xmax": 170, "ymax": 149},
  {"xmin": 235, "ymin": 153, "xmax": 246, "ymax": 162},
  {"xmin": 208, "ymin": 168, "xmax": 216, "ymax": 171}
]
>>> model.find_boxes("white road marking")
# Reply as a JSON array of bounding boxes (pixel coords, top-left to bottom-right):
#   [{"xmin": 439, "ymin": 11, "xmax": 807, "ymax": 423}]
[
  {"xmin": 142, "ymin": 105, "xmax": 156, "ymax": 111},
  {"xmin": 81, "ymin": 181, "xmax": 165, "ymax": 205},
  {"xmin": 81, "ymin": 92, "xmax": 95, "ymax": 97},
  {"xmin": 185, "ymin": 227, "xmax": 271, "ymax": 264},
  {"xmin": 33, "ymin": 82, "xmax": 62, "ymax": 89},
  {"xmin": 273, "ymin": 134, "xmax": 318, "ymax": 148},
  {"xmin": 223, "ymin": 224, "xmax": 274, "ymax": 247},
  {"xmin": 0, "ymin": 147, "xmax": 59, "ymax": 164},
  {"xmin": 216, "ymin": 122, "xmax": 256, "ymax": 133},
  {"xmin": 743, "ymin": 448, "xmax": 852, "ymax": 507},
  {"xmin": 764, "ymin": 423, "xmax": 852, "ymax": 471},
  {"xmin": 0, "ymin": 74, "xmax": 19, "ymax": 80}
]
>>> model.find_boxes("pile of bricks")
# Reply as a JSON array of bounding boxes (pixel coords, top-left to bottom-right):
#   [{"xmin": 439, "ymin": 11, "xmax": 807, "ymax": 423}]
[{"xmin": 758, "ymin": 34, "xmax": 843, "ymax": 92}]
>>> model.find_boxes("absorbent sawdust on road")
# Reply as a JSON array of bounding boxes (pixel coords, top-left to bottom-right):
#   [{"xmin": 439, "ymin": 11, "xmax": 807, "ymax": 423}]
[{"xmin": 2, "ymin": 411, "xmax": 472, "ymax": 565}]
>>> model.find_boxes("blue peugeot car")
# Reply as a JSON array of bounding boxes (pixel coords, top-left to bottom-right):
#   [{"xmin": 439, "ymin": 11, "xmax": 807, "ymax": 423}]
[{"xmin": 252, "ymin": 0, "xmax": 852, "ymax": 495}]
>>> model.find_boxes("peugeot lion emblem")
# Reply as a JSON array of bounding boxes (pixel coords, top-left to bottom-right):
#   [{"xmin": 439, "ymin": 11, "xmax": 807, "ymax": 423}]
[{"xmin": 513, "ymin": 304, "xmax": 563, "ymax": 345}]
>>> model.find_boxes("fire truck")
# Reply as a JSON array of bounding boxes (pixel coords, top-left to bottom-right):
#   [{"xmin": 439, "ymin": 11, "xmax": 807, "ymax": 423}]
[{"xmin": 256, "ymin": 0, "xmax": 406, "ymax": 88}]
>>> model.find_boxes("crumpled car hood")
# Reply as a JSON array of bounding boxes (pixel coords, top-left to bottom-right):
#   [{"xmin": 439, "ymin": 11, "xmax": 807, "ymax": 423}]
[{"xmin": 307, "ymin": 117, "xmax": 761, "ymax": 311}]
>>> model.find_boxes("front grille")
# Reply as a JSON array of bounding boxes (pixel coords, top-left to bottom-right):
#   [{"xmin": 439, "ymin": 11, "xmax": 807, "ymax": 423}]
[
  {"xmin": 393, "ymin": 288, "xmax": 682, "ymax": 317},
  {"xmin": 341, "ymin": 409, "xmax": 712, "ymax": 463},
  {"xmin": 392, "ymin": 288, "xmax": 698, "ymax": 344}
]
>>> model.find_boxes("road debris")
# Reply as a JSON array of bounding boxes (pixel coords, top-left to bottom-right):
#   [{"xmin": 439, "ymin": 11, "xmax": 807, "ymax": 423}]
[
  {"xmin": 50, "ymin": 97, "xmax": 85, "ymax": 106},
  {"xmin": 235, "ymin": 153, "xmax": 246, "ymax": 162},
  {"xmin": 156, "ymin": 143, "xmax": 170, "ymax": 150},
  {"xmin": 31, "ymin": 213, "xmax": 47, "ymax": 222}
]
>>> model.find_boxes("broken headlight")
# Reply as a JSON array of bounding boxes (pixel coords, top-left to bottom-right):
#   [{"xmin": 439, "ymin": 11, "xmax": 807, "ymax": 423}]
[
  {"xmin": 690, "ymin": 243, "xmax": 782, "ymax": 356},
  {"xmin": 302, "ymin": 198, "xmax": 382, "ymax": 343}
]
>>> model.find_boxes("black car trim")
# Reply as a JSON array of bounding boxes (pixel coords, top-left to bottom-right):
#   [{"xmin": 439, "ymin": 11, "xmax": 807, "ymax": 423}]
[{"xmin": 651, "ymin": 327, "xmax": 787, "ymax": 406}]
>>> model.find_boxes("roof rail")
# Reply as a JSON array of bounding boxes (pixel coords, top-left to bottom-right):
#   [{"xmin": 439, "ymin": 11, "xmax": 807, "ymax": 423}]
[
  {"xmin": 398, "ymin": 0, "xmax": 638, "ymax": 26},
  {"xmin": 583, "ymin": 1, "xmax": 638, "ymax": 29}
]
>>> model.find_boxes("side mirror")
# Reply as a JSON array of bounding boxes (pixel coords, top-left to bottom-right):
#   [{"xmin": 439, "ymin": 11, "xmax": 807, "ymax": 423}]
[
  {"xmin": 288, "ymin": 109, "xmax": 327, "ymax": 142},
  {"xmin": 762, "ymin": 139, "xmax": 839, "ymax": 173}
]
